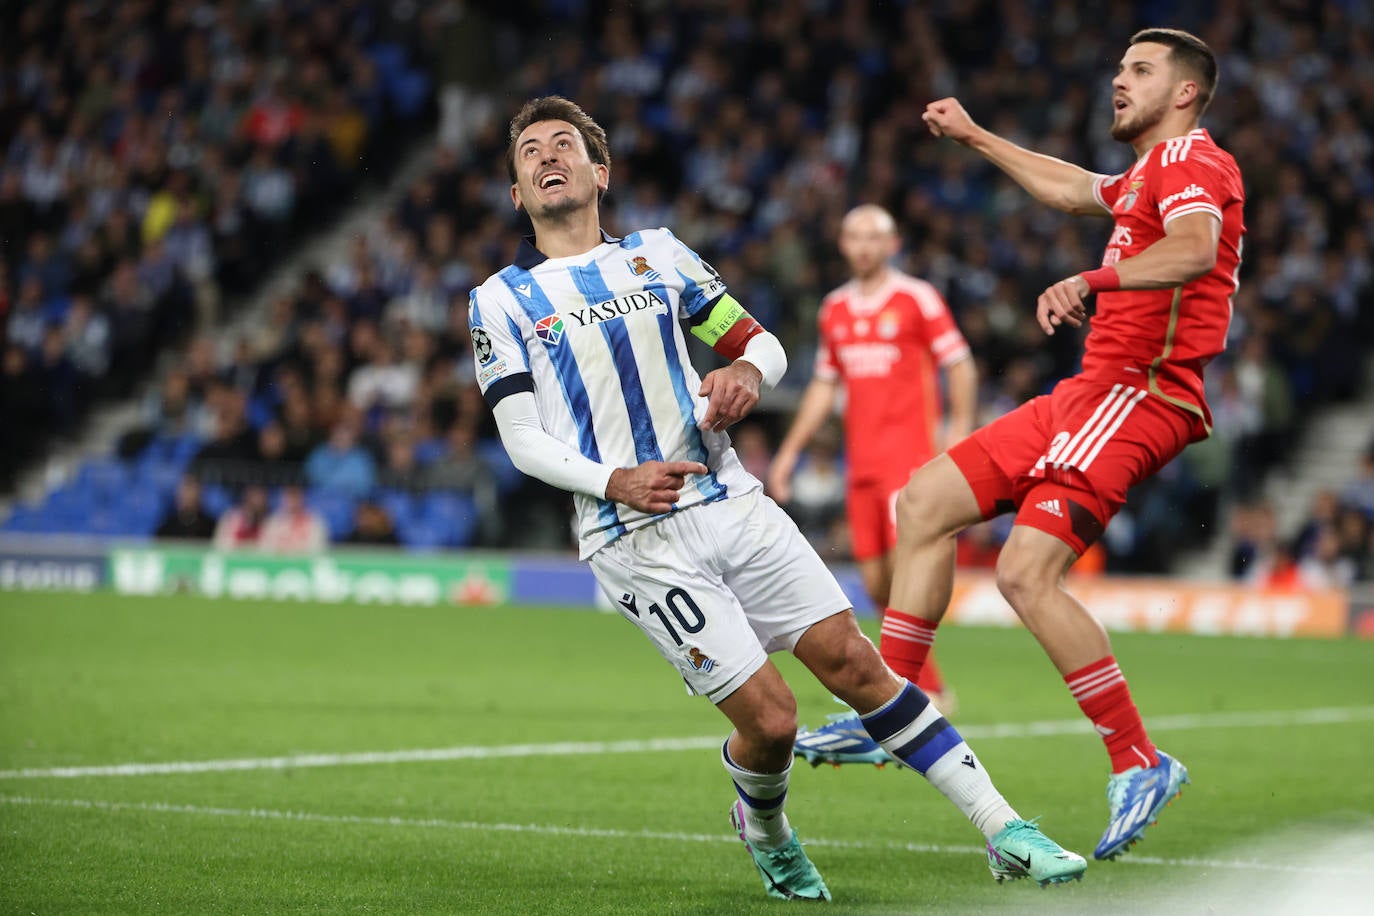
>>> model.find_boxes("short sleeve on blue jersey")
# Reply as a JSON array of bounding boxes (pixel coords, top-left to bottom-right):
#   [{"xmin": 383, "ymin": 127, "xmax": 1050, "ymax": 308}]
[
  {"xmin": 662, "ymin": 229, "xmax": 727, "ymax": 321},
  {"xmin": 469, "ymin": 285, "xmax": 534, "ymax": 405}
]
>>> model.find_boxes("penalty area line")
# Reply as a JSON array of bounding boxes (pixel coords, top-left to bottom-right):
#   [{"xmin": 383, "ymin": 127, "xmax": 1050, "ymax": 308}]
[
  {"xmin": 1, "ymin": 794, "xmax": 1370, "ymax": 878},
  {"xmin": 2, "ymin": 705, "xmax": 1373, "ymax": 781}
]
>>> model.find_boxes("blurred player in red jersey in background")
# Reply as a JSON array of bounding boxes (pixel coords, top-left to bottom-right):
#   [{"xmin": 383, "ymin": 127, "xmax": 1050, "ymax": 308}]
[
  {"xmin": 768, "ymin": 204, "xmax": 977, "ymax": 765},
  {"xmin": 891, "ymin": 28, "xmax": 1244, "ymax": 861}
]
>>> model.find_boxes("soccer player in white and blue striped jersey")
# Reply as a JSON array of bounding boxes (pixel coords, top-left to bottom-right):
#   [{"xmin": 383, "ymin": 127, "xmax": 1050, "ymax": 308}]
[{"xmin": 468, "ymin": 96, "xmax": 1086, "ymax": 900}]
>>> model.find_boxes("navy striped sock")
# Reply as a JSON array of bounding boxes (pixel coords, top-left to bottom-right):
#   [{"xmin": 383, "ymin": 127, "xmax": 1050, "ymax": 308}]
[
  {"xmin": 862, "ymin": 681, "xmax": 1018, "ymax": 839},
  {"xmin": 861, "ymin": 680, "xmax": 959, "ymax": 774},
  {"xmin": 722, "ymin": 739, "xmax": 793, "ymax": 849}
]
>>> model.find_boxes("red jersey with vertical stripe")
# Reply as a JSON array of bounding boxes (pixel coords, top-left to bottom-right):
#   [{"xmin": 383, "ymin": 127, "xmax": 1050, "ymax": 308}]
[
  {"xmin": 1089, "ymin": 128, "xmax": 1245, "ymax": 434},
  {"xmin": 815, "ymin": 271, "xmax": 970, "ymax": 482}
]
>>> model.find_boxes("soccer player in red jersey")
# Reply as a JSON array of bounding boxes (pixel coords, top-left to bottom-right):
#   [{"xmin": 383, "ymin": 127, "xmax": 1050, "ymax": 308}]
[
  {"xmin": 892, "ymin": 28, "xmax": 1244, "ymax": 860},
  {"xmin": 769, "ymin": 204, "xmax": 976, "ymax": 763}
]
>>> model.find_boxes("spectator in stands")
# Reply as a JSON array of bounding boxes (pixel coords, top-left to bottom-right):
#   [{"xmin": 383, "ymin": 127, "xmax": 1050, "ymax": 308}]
[
  {"xmin": 155, "ymin": 474, "xmax": 216, "ymax": 540},
  {"xmin": 423, "ymin": 419, "xmax": 502, "ymax": 545},
  {"xmin": 253, "ymin": 421, "xmax": 299, "ymax": 477},
  {"xmin": 347, "ymin": 499, "xmax": 399, "ymax": 547},
  {"xmin": 782, "ymin": 423, "xmax": 848, "ymax": 556},
  {"xmin": 6, "ymin": 276, "xmax": 47, "ymax": 352},
  {"xmin": 5, "ymin": 1, "xmax": 1372, "ymax": 579},
  {"xmin": 212, "ymin": 484, "xmax": 270, "ymax": 551},
  {"xmin": 63, "ymin": 293, "xmax": 112, "ymax": 382},
  {"xmin": 347, "ymin": 336, "xmax": 418, "ymax": 413},
  {"xmin": 1296, "ymin": 526, "xmax": 1359, "ymax": 590},
  {"xmin": 259, "ymin": 485, "xmax": 328, "ymax": 553},
  {"xmin": 189, "ymin": 391, "xmax": 257, "ymax": 475},
  {"xmin": 305, "ymin": 416, "xmax": 377, "ymax": 498},
  {"xmin": 1341, "ymin": 444, "xmax": 1374, "ymax": 520},
  {"xmin": 1334, "ymin": 506, "xmax": 1372, "ymax": 582},
  {"xmin": 36, "ymin": 325, "xmax": 80, "ymax": 432}
]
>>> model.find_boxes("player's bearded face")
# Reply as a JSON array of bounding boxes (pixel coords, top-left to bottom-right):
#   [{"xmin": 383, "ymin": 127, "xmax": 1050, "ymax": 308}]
[
  {"xmin": 513, "ymin": 120, "xmax": 606, "ymax": 221},
  {"xmin": 1110, "ymin": 85, "xmax": 1171, "ymax": 142},
  {"xmin": 1110, "ymin": 43, "xmax": 1177, "ymax": 143}
]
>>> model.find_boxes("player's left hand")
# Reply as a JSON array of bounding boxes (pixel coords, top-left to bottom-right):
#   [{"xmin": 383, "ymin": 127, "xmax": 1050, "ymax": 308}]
[
  {"xmin": 698, "ymin": 361, "xmax": 762, "ymax": 432},
  {"xmin": 1036, "ymin": 275, "xmax": 1090, "ymax": 335}
]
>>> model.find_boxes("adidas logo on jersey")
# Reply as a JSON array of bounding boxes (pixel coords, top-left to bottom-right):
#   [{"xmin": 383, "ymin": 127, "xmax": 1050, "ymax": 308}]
[{"xmin": 1035, "ymin": 498, "xmax": 1064, "ymax": 518}]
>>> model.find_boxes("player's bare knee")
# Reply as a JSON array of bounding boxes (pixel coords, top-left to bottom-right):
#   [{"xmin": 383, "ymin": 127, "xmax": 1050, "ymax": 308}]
[
  {"xmin": 739, "ymin": 693, "xmax": 798, "ymax": 751},
  {"xmin": 994, "ymin": 548, "xmax": 1057, "ymax": 618},
  {"xmin": 894, "ymin": 480, "xmax": 942, "ymax": 541},
  {"xmin": 820, "ymin": 633, "xmax": 880, "ymax": 694}
]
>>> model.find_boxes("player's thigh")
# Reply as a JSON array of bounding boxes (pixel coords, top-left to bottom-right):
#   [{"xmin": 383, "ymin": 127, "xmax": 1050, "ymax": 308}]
[
  {"xmin": 589, "ymin": 524, "xmax": 767, "ymax": 705},
  {"xmin": 896, "ymin": 450, "xmax": 993, "ymax": 536},
  {"xmin": 717, "ymin": 489, "xmax": 853, "ymax": 654}
]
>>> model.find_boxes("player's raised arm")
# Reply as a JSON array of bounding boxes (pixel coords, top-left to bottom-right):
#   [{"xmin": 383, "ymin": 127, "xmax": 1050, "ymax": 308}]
[{"xmin": 923, "ymin": 98, "xmax": 1107, "ymax": 216}]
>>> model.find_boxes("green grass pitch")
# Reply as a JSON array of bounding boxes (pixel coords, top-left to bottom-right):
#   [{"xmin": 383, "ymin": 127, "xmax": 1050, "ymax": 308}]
[{"xmin": 3, "ymin": 591, "xmax": 1373, "ymax": 914}]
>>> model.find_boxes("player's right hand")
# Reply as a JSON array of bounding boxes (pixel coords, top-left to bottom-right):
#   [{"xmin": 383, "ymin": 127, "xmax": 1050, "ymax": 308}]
[
  {"xmin": 605, "ymin": 461, "xmax": 709, "ymax": 515},
  {"xmin": 922, "ymin": 98, "xmax": 977, "ymax": 143},
  {"xmin": 765, "ymin": 457, "xmax": 794, "ymax": 504},
  {"xmin": 1035, "ymin": 275, "xmax": 1090, "ymax": 335}
]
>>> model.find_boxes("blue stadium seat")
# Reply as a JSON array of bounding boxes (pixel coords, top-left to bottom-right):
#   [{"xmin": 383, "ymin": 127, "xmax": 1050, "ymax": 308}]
[
  {"xmin": 389, "ymin": 71, "xmax": 431, "ymax": 118},
  {"xmin": 397, "ymin": 517, "xmax": 447, "ymax": 551},
  {"xmin": 422, "ymin": 491, "xmax": 478, "ymax": 547},
  {"xmin": 412, "ymin": 437, "xmax": 446, "ymax": 466},
  {"xmin": 1, "ymin": 506, "xmax": 46, "ymax": 533},
  {"xmin": 376, "ymin": 489, "xmax": 416, "ymax": 527},
  {"xmin": 367, "ymin": 43, "xmax": 407, "ymax": 83},
  {"xmin": 135, "ymin": 458, "xmax": 186, "ymax": 497},
  {"xmin": 476, "ymin": 439, "xmax": 525, "ymax": 495},
  {"xmin": 306, "ymin": 489, "xmax": 356, "ymax": 541},
  {"xmin": 201, "ymin": 483, "xmax": 234, "ymax": 519},
  {"xmin": 78, "ymin": 458, "xmax": 129, "ymax": 498}
]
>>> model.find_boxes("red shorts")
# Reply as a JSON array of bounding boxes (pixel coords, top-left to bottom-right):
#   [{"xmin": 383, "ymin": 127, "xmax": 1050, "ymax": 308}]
[
  {"xmin": 847, "ymin": 468, "xmax": 920, "ymax": 561},
  {"xmin": 947, "ymin": 376, "xmax": 1203, "ymax": 555}
]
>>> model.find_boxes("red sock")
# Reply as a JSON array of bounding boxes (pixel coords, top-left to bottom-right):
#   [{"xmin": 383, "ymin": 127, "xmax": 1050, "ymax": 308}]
[
  {"xmin": 879, "ymin": 609, "xmax": 941, "ymax": 691},
  {"xmin": 1065, "ymin": 656, "xmax": 1159, "ymax": 773},
  {"xmin": 914, "ymin": 653, "xmax": 947, "ymax": 697}
]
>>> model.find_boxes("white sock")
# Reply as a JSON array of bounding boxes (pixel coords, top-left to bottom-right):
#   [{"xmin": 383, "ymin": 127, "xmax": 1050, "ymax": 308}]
[
  {"xmin": 924, "ymin": 746, "xmax": 1020, "ymax": 839},
  {"xmin": 862, "ymin": 681, "xmax": 1019, "ymax": 840},
  {"xmin": 721, "ymin": 740, "xmax": 793, "ymax": 850}
]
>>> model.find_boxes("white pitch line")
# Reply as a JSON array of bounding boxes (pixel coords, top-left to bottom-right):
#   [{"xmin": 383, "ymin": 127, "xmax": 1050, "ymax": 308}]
[
  {"xmin": 2, "ymin": 795, "xmax": 1370, "ymax": 878},
  {"xmin": 3, "ymin": 705, "xmax": 1373, "ymax": 781}
]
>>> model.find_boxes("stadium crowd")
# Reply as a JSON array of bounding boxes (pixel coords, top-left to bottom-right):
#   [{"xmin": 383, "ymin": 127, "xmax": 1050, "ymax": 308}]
[
  {"xmin": 2, "ymin": 1, "xmax": 1372, "ymax": 577},
  {"xmin": 0, "ymin": 0, "xmax": 444, "ymax": 491}
]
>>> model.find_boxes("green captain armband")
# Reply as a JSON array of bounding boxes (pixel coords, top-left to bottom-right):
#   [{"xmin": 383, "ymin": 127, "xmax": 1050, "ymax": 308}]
[
  {"xmin": 688, "ymin": 294, "xmax": 749, "ymax": 347},
  {"xmin": 689, "ymin": 294, "xmax": 764, "ymax": 359}
]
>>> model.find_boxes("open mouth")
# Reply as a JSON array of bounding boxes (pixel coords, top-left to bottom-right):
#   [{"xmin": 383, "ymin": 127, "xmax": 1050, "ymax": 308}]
[
  {"xmin": 538, "ymin": 172, "xmax": 568, "ymax": 190},
  {"xmin": 1114, "ymin": 97, "xmax": 1129, "ymax": 112}
]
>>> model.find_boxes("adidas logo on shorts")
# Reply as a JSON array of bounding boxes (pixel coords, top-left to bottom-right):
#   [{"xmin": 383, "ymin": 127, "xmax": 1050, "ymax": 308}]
[{"xmin": 1035, "ymin": 498, "xmax": 1064, "ymax": 518}]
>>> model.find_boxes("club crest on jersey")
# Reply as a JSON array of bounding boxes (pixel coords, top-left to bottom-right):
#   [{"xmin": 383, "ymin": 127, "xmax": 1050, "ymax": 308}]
[
  {"xmin": 877, "ymin": 311, "xmax": 900, "ymax": 340},
  {"xmin": 687, "ymin": 647, "xmax": 716, "ymax": 673},
  {"xmin": 471, "ymin": 326, "xmax": 495, "ymax": 363},
  {"xmin": 534, "ymin": 314, "xmax": 565, "ymax": 345},
  {"xmin": 626, "ymin": 256, "xmax": 661, "ymax": 281},
  {"xmin": 1118, "ymin": 180, "xmax": 1145, "ymax": 212}
]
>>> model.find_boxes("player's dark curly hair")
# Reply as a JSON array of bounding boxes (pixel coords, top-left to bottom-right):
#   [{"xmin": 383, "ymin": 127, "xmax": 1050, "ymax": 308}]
[
  {"xmin": 506, "ymin": 96, "xmax": 611, "ymax": 185},
  {"xmin": 1131, "ymin": 28, "xmax": 1218, "ymax": 114}
]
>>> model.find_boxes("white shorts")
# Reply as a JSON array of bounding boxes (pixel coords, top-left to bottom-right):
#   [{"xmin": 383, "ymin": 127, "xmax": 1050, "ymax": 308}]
[{"xmin": 588, "ymin": 487, "xmax": 851, "ymax": 703}]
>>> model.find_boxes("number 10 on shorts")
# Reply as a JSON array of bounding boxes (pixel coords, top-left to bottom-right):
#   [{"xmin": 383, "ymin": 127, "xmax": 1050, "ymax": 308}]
[{"xmin": 619, "ymin": 588, "xmax": 707, "ymax": 646}]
